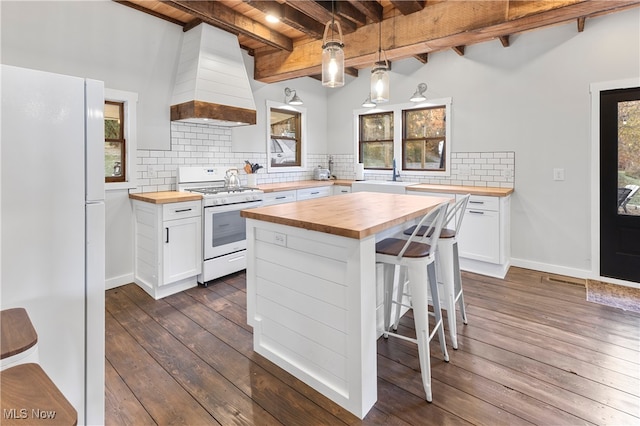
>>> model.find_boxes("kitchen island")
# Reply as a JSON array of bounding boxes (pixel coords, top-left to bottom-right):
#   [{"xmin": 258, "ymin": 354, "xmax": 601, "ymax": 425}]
[{"xmin": 240, "ymin": 192, "xmax": 449, "ymax": 419}]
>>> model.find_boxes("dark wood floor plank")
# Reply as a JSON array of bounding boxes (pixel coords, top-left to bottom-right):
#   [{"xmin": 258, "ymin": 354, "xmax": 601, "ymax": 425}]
[
  {"xmin": 120, "ymin": 285, "xmax": 352, "ymax": 426},
  {"xmin": 108, "ymin": 288, "xmax": 278, "ymax": 426},
  {"xmin": 105, "ymin": 268, "xmax": 640, "ymax": 425},
  {"xmin": 105, "ymin": 310, "xmax": 217, "ymax": 425},
  {"xmin": 466, "ymin": 303, "xmax": 640, "ymax": 364},
  {"xmin": 105, "ymin": 359, "xmax": 156, "ymax": 426}
]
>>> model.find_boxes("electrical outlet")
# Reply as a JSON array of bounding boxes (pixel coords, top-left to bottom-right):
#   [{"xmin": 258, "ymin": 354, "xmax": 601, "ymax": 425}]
[
  {"xmin": 147, "ymin": 165, "xmax": 157, "ymax": 178},
  {"xmin": 274, "ymin": 232, "xmax": 287, "ymax": 247},
  {"xmin": 553, "ymin": 168, "xmax": 565, "ymax": 181}
]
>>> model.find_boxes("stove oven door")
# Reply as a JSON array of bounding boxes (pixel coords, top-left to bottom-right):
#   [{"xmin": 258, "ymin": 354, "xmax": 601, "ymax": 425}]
[{"xmin": 203, "ymin": 200, "xmax": 262, "ymax": 260}]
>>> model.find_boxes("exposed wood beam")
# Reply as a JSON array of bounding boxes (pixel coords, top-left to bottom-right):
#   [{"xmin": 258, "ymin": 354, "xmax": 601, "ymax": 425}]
[
  {"xmin": 183, "ymin": 18, "xmax": 203, "ymax": 32},
  {"xmin": 452, "ymin": 45, "xmax": 465, "ymax": 56},
  {"xmin": 577, "ymin": 16, "xmax": 586, "ymax": 32},
  {"xmin": 498, "ymin": 35, "xmax": 510, "ymax": 47},
  {"xmin": 166, "ymin": 0, "xmax": 293, "ymax": 51},
  {"xmin": 345, "ymin": 0, "xmax": 383, "ymax": 23},
  {"xmin": 283, "ymin": 0, "xmax": 357, "ymax": 33},
  {"xmin": 244, "ymin": 0, "xmax": 326, "ymax": 39},
  {"xmin": 414, "ymin": 53, "xmax": 429, "ymax": 64},
  {"xmin": 390, "ymin": 0, "xmax": 425, "ymax": 15},
  {"xmin": 335, "ymin": 1, "xmax": 367, "ymax": 26},
  {"xmin": 253, "ymin": 0, "xmax": 640, "ymax": 83}
]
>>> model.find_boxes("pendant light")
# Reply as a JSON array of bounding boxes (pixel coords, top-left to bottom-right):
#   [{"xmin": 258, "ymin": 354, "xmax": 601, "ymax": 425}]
[
  {"xmin": 321, "ymin": 1, "xmax": 345, "ymax": 88},
  {"xmin": 371, "ymin": 21, "xmax": 389, "ymax": 103}
]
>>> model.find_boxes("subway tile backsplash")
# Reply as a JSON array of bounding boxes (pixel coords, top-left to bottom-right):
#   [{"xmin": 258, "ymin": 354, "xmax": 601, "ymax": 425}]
[{"xmin": 132, "ymin": 123, "xmax": 514, "ymax": 193}]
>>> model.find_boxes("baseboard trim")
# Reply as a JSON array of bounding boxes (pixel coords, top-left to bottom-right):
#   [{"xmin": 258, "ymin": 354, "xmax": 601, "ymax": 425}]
[
  {"xmin": 510, "ymin": 258, "xmax": 591, "ymax": 280},
  {"xmin": 105, "ymin": 273, "xmax": 134, "ymax": 290}
]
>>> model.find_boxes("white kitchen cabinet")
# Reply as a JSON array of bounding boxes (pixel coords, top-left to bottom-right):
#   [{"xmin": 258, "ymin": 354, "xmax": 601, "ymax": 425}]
[
  {"xmin": 407, "ymin": 190, "xmax": 511, "ymax": 278},
  {"xmin": 296, "ymin": 185, "xmax": 332, "ymax": 200},
  {"xmin": 132, "ymin": 199, "xmax": 202, "ymax": 299},
  {"xmin": 261, "ymin": 190, "xmax": 297, "ymax": 206},
  {"xmin": 333, "ymin": 185, "xmax": 351, "ymax": 195},
  {"xmin": 456, "ymin": 194, "xmax": 511, "ymax": 278}
]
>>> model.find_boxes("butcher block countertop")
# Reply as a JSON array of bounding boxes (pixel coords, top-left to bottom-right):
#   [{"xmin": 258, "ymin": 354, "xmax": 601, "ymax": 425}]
[
  {"xmin": 129, "ymin": 191, "xmax": 202, "ymax": 204},
  {"xmin": 407, "ymin": 184, "xmax": 513, "ymax": 197},
  {"xmin": 241, "ymin": 192, "xmax": 450, "ymax": 239},
  {"xmin": 257, "ymin": 180, "xmax": 337, "ymax": 192}
]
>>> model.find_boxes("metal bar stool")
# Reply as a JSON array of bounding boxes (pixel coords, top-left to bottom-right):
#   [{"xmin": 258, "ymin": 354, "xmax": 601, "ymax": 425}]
[
  {"xmin": 402, "ymin": 194, "xmax": 470, "ymax": 349},
  {"xmin": 376, "ymin": 202, "xmax": 449, "ymax": 402}
]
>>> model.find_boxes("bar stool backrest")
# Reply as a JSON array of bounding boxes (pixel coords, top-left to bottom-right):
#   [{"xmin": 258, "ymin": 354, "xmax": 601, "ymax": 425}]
[
  {"xmin": 397, "ymin": 202, "xmax": 449, "ymax": 260},
  {"xmin": 446, "ymin": 194, "xmax": 471, "ymax": 235}
]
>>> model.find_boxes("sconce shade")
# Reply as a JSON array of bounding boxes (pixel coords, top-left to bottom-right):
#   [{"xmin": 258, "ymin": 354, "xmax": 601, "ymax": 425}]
[
  {"xmin": 362, "ymin": 96, "xmax": 376, "ymax": 108},
  {"xmin": 284, "ymin": 87, "xmax": 303, "ymax": 105},
  {"xmin": 322, "ymin": 21, "xmax": 345, "ymax": 88},
  {"xmin": 410, "ymin": 83, "xmax": 428, "ymax": 102},
  {"xmin": 371, "ymin": 62, "xmax": 389, "ymax": 103}
]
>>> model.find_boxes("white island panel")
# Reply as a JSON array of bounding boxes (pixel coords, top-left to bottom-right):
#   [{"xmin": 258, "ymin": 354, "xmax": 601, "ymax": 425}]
[{"xmin": 246, "ymin": 219, "xmax": 377, "ymax": 418}]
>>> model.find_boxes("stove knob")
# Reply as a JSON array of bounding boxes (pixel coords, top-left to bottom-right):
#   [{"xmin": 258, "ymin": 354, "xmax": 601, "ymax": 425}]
[
  {"xmin": 212, "ymin": 199, "xmax": 219, "ymax": 205},
  {"xmin": 220, "ymin": 198, "xmax": 227, "ymax": 204}
]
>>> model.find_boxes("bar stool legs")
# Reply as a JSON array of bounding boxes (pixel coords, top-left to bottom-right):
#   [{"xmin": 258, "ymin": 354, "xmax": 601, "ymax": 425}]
[
  {"xmin": 381, "ymin": 260, "xmax": 449, "ymax": 402},
  {"xmin": 437, "ymin": 238, "xmax": 468, "ymax": 349}
]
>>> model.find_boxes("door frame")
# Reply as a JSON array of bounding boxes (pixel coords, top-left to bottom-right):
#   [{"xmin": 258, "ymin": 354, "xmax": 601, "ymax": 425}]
[{"xmin": 590, "ymin": 77, "xmax": 640, "ymax": 289}]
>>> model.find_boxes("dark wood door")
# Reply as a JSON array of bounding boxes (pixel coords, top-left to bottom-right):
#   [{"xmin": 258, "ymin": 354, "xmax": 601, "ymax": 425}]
[{"xmin": 600, "ymin": 87, "xmax": 640, "ymax": 283}]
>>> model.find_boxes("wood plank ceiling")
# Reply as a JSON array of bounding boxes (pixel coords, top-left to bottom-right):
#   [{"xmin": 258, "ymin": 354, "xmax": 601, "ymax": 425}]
[{"xmin": 117, "ymin": 0, "xmax": 639, "ymax": 83}]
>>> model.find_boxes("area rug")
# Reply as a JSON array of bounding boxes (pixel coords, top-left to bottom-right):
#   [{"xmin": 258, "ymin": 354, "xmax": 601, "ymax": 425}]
[{"xmin": 586, "ymin": 280, "xmax": 640, "ymax": 313}]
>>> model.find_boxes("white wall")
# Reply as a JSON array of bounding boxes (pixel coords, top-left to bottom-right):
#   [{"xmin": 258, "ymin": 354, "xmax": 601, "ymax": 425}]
[
  {"xmin": 327, "ymin": 9, "xmax": 640, "ymax": 276},
  {"xmin": 2, "ymin": 1, "xmax": 639, "ymax": 282}
]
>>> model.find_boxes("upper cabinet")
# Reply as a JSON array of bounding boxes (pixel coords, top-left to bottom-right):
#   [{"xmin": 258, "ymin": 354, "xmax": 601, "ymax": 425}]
[{"xmin": 266, "ymin": 100, "xmax": 307, "ymax": 172}]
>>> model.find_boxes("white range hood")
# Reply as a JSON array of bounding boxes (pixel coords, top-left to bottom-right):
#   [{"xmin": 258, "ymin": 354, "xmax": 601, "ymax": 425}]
[{"xmin": 171, "ymin": 23, "xmax": 256, "ymax": 127}]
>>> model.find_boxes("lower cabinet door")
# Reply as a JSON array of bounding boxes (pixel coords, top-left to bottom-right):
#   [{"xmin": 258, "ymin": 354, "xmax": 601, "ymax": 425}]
[
  {"xmin": 162, "ymin": 216, "xmax": 202, "ymax": 285},
  {"xmin": 457, "ymin": 208, "xmax": 500, "ymax": 263}
]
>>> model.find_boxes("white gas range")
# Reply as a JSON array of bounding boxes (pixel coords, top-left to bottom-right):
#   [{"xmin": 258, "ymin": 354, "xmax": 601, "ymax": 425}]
[{"xmin": 177, "ymin": 166, "xmax": 264, "ymax": 285}]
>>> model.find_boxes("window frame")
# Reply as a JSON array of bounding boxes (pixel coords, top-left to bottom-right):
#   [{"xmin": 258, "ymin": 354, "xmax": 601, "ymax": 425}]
[
  {"xmin": 266, "ymin": 100, "xmax": 307, "ymax": 173},
  {"xmin": 105, "ymin": 88, "xmax": 138, "ymax": 191},
  {"xmin": 358, "ymin": 111, "xmax": 394, "ymax": 170},
  {"xmin": 354, "ymin": 97, "xmax": 452, "ymax": 178},
  {"xmin": 402, "ymin": 105, "xmax": 447, "ymax": 172},
  {"xmin": 105, "ymin": 101, "xmax": 126, "ymax": 183}
]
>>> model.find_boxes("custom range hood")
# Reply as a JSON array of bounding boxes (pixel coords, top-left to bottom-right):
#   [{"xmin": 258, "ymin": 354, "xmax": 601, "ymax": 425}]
[{"xmin": 171, "ymin": 23, "xmax": 256, "ymax": 127}]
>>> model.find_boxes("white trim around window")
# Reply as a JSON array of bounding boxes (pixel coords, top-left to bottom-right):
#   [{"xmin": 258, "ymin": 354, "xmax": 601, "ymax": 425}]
[
  {"xmin": 105, "ymin": 88, "xmax": 138, "ymax": 191},
  {"xmin": 353, "ymin": 97, "xmax": 453, "ymax": 178}
]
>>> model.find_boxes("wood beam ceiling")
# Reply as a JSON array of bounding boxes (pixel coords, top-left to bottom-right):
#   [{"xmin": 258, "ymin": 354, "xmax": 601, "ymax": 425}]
[
  {"xmin": 167, "ymin": 0, "xmax": 294, "ymax": 50},
  {"xmin": 252, "ymin": 0, "xmax": 640, "ymax": 83}
]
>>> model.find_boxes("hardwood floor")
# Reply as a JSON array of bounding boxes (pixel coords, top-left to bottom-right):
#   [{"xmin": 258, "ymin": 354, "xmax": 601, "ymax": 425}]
[{"xmin": 105, "ymin": 267, "xmax": 640, "ymax": 425}]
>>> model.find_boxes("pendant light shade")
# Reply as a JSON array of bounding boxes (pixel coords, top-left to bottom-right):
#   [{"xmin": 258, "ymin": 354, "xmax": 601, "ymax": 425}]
[
  {"xmin": 371, "ymin": 62, "xmax": 389, "ymax": 103},
  {"xmin": 370, "ymin": 21, "xmax": 389, "ymax": 103},
  {"xmin": 322, "ymin": 20, "xmax": 345, "ymax": 88}
]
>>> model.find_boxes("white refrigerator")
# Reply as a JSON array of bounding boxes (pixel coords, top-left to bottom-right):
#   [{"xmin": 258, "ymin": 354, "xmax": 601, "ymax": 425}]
[{"xmin": 1, "ymin": 64, "xmax": 105, "ymax": 425}]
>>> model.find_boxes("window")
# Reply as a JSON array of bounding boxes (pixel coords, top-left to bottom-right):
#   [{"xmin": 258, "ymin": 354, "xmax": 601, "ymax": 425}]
[
  {"xmin": 402, "ymin": 106, "xmax": 446, "ymax": 171},
  {"xmin": 104, "ymin": 88, "xmax": 137, "ymax": 190},
  {"xmin": 355, "ymin": 98, "xmax": 452, "ymax": 177},
  {"xmin": 266, "ymin": 100, "xmax": 306, "ymax": 172},
  {"xmin": 270, "ymin": 108, "xmax": 301, "ymax": 167},
  {"xmin": 105, "ymin": 101, "xmax": 125, "ymax": 182},
  {"xmin": 359, "ymin": 112, "xmax": 394, "ymax": 169}
]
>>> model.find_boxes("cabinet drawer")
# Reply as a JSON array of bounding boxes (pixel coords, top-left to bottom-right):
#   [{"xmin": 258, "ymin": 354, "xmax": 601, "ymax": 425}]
[
  {"xmin": 465, "ymin": 195, "xmax": 499, "ymax": 211},
  {"xmin": 162, "ymin": 201, "xmax": 201, "ymax": 220},
  {"xmin": 333, "ymin": 185, "xmax": 351, "ymax": 195},
  {"xmin": 297, "ymin": 186, "xmax": 332, "ymax": 200},
  {"xmin": 262, "ymin": 190, "xmax": 296, "ymax": 206}
]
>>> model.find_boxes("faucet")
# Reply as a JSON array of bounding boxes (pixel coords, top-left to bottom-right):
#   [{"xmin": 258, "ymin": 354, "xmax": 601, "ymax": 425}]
[{"xmin": 392, "ymin": 158, "xmax": 401, "ymax": 181}]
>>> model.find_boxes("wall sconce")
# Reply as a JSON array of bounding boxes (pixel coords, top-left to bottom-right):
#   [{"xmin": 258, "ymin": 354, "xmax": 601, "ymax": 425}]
[
  {"xmin": 284, "ymin": 87, "xmax": 303, "ymax": 105},
  {"xmin": 410, "ymin": 83, "xmax": 428, "ymax": 102},
  {"xmin": 321, "ymin": 2, "xmax": 345, "ymax": 88},
  {"xmin": 371, "ymin": 21, "xmax": 389, "ymax": 103},
  {"xmin": 362, "ymin": 96, "xmax": 376, "ymax": 108}
]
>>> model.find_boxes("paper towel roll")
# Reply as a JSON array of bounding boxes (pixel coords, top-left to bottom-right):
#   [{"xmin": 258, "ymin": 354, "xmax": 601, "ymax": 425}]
[{"xmin": 355, "ymin": 163, "xmax": 365, "ymax": 181}]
